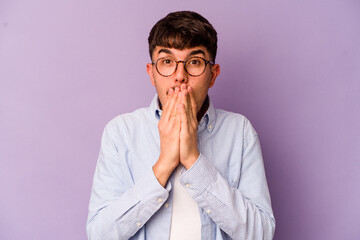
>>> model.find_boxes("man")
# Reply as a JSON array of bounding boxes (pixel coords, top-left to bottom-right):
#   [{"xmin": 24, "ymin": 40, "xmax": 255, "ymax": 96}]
[{"xmin": 87, "ymin": 11, "xmax": 275, "ymax": 240}]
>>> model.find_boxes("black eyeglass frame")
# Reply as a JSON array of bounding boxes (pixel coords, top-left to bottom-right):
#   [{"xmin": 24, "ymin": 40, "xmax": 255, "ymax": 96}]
[{"xmin": 152, "ymin": 56, "xmax": 214, "ymax": 77}]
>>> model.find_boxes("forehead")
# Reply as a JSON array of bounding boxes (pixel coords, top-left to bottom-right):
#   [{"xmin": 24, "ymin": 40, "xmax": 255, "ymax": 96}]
[{"xmin": 153, "ymin": 46, "xmax": 210, "ymax": 59}]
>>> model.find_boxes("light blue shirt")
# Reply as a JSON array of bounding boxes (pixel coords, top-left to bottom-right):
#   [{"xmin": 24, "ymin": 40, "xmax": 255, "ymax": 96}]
[{"xmin": 87, "ymin": 95, "xmax": 275, "ymax": 240}]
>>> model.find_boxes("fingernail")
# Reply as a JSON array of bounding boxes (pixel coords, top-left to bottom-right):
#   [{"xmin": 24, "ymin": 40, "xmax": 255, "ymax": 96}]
[{"xmin": 168, "ymin": 88, "xmax": 173, "ymax": 94}]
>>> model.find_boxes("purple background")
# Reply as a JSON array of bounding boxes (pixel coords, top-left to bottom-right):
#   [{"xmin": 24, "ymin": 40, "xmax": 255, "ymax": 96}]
[{"xmin": 1, "ymin": 0, "xmax": 359, "ymax": 239}]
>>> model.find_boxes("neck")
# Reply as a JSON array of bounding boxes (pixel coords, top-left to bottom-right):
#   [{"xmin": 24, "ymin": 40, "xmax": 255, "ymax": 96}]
[{"xmin": 196, "ymin": 96, "xmax": 209, "ymax": 122}]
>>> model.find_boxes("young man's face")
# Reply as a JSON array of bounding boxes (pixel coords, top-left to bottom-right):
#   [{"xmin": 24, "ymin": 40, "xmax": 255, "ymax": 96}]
[{"xmin": 146, "ymin": 46, "xmax": 220, "ymax": 113}]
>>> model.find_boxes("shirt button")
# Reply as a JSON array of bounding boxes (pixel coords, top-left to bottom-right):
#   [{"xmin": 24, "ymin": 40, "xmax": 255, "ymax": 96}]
[
  {"xmin": 164, "ymin": 203, "xmax": 169, "ymax": 208},
  {"xmin": 206, "ymin": 209, "xmax": 212, "ymax": 214},
  {"xmin": 157, "ymin": 198, "xmax": 163, "ymax": 203},
  {"xmin": 185, "ymin": 183, "xmax": 191, "ymax": 188},
  {"xmin": 136, "ymin": 222, "xmax": 141, "ymax": 227}
]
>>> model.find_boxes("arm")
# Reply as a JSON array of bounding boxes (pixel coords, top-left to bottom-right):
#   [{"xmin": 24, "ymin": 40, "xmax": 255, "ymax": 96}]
[
  {"xmin": 86, "ymin": 121, "xmax": 170, "ymax": 240},
  {"xmin": 181, "ymin": 129, "xmax": 275, "ymax": 239},
  {"xmin": 178, "ymin": 87, "xmax": 275, "ymax": 239},
  {"xmin": 87, "ymin": 88, "xmax": 182, "ymax": 239}
]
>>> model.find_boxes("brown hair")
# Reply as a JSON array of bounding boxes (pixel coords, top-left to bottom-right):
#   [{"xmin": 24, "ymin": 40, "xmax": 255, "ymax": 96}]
[{"xmin": 148, "ymin": 11, "xmax": 218, "ymax": 62}]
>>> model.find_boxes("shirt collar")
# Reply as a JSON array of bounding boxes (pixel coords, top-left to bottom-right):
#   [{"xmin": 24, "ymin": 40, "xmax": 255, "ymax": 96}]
[
  {"xmin": 149, "ymin": 94, "xmax": 216, "ymax": 134},
  {"xmin": 149, "ymin": 94, "xmax": 162, "ymax": 120},
  {"xmin": 199, "ymin": 96, "xmax": 216, "ymax": 133}
]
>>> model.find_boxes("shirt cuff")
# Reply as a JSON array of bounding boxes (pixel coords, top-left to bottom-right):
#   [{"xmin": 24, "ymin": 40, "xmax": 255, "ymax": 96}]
[
  {"xmin": 179, "ymin": 153, "xmax": 218, "ymax": 198},
  {"xmin": 134, "ymin": 168, "xmax": 171, "ymax": 201}
]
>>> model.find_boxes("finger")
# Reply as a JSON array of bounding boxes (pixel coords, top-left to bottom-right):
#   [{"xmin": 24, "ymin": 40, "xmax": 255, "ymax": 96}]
[
  {"xmin": 179, "ymin": 103, "xmax": 189, "ymax": 134},
  {"xmin": 163, "ymin": 87, "xmax": 179, "ymax": 119},
  {"xmin": 185, "ymin": 90, "xmax": 194, "ymax": 124},
  {"xmin": 180, "ymin": 88, "xmax": 193, "ymax": 125},
  {"xmin": 170, "ymin": 87, "xmax": 182, "ymax": 117},
  {"xmin": 181, "ymin": 83, "xmax": 187, "ymax": 92},
  {"xmin": 162, "ymin": 87, "xmax": 174, "ymax": 111},
  {"xmin": 179, "ymin": 84, "xmax": 188, "ymax": 109},
  {"xmin": 175, "ymin": 103, "xmax": 181, "ymax": 128},
  {"xmin": 168, "ymin": 95, "xmax": 181, "ymax": 131},
  {"xmin": 188, "ymin": 87, "xmax": 197, "ymax": 121}
]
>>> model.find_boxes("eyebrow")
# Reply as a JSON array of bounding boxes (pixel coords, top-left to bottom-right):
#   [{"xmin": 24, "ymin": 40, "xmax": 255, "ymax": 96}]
[
  {"xmin": 189, "ymin": 49, "xmax": 205, "ymax": 57},
  {"xmin": 158, "ymin": 49, "xmax": 173, "ymax": 55},
  {"xmin": 157, "ymin": 48, "xmax": 206, "ymax": 57}
]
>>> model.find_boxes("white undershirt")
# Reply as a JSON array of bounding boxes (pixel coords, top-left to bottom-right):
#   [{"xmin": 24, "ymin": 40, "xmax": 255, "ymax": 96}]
[{"xmin": 169, "ymin": 165, "xmax": 201, "ymax": 240}]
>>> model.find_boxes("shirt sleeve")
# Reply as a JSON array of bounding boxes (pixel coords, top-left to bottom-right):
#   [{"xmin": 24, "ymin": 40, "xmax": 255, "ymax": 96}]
[
  {"xmin": 179, "ymin": 124, "xmax": 275, "ymax": 239},
  {"xmin": 86, "ymin": 120, "xmax": 170, "ymax": 240}
]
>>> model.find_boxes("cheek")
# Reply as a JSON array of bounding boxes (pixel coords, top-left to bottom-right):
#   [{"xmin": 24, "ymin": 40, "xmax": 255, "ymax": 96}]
[
  {"xmin": 193, "ymin": 91, "xmax": 207, "ymax": 107},
  {"xmin": 157, "ymin": 93, "xmax": 167, "ymax": 109}
]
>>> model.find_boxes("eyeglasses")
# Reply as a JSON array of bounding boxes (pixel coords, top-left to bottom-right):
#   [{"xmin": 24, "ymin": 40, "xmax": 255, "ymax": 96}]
[{"xmin": 152, "ymin": 56, "xmax": 214, "ymax": 77}]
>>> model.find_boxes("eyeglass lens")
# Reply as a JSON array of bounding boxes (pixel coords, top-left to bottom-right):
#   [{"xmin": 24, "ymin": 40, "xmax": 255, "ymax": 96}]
[{"xmin": 156, "ymin": 57, "xmax": 207, "ymax": 77}]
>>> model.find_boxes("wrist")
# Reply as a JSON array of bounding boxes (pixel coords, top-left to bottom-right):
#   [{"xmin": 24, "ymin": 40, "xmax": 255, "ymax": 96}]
[
  {"xmin": 181, "ymin": 151, "xmax": 200, "ymax": 170},
  {"xmin": 153, "ymin": 157, "xmax": 178, "ymax": 187}
]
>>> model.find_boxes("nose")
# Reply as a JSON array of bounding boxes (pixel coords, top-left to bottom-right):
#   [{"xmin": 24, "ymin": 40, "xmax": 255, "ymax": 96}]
[{"xmin": 174, "ymin": 61, "xmax": 188, "ymax": 83}]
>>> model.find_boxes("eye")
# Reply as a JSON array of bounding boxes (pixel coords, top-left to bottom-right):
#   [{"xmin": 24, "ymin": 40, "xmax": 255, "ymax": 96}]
[
  {"xmin": 161, "ymin": 58, "xmax": 174, "ymax": 65},
  {"xmin": 187, "ymin": 58, "xmax": 202, "ymax": 65}
]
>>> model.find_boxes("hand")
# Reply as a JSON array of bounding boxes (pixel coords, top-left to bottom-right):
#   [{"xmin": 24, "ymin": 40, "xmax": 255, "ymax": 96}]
[
  {"xmin": 178, "ymin": 85, "xmax": 200, "ymax": 169},
  {"xmin": 153, "ymin": 87, "xmax": 181, "ymax": 186}
]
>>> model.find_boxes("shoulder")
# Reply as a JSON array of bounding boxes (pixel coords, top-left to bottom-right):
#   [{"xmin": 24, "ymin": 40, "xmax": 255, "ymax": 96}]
[
  {"xmin": 214, "ymin": 108, "xmax": 258, "ymax": 144},
  {"xmin": 215, "ymin": 108, "xmax": 253, "ymax": 129},
  {"xmin": 103, "ymin": 106, "xmax": 153, "ymax": 136}
]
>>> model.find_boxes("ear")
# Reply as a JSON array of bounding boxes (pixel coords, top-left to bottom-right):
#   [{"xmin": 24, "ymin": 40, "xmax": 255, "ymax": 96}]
[
  {"xmin": 209, "ymin": 64, "xmax": 220, "ymax": 88},
  {"xmin": 147, "ymin": 63, "xmax": 156, "ymax": 86}
]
